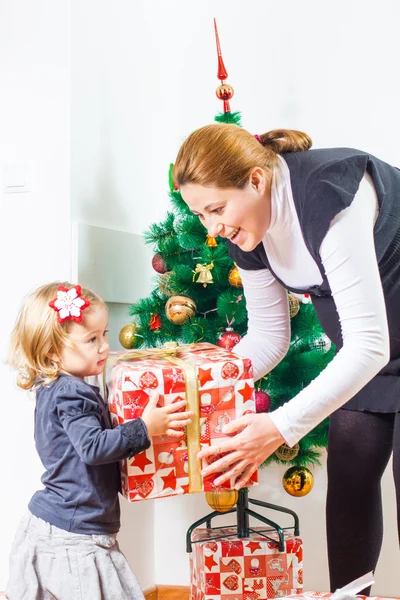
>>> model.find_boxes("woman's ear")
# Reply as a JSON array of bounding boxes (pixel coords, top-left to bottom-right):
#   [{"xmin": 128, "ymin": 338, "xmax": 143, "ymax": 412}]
[{"xmin": 249, "ymin": 167, "xmax": 266, "ymax": 193}]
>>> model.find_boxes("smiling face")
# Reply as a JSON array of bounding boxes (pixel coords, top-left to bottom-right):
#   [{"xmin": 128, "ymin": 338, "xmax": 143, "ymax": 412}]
[
  {"xmin": 55, "ymin": 304, "xmax": 110, "ymax": 379},
  {"xmin": 180, "ymin": 167, "xmax": 272, "ymax": 252}
]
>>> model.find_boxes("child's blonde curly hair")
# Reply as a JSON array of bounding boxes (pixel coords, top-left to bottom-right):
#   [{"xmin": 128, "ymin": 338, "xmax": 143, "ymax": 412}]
[{"xmin": 8, "ymin": 282, "xmax": 106, "ymax": 390}]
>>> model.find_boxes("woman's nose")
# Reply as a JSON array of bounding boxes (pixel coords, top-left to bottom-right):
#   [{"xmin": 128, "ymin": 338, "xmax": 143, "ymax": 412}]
[{"xmin": 206, "ymin": 218, "xmax": 222, "ymax": 238}]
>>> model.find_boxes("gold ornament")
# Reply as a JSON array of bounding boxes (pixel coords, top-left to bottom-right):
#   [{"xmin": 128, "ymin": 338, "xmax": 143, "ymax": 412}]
[
  {"xmin": 206, "ymin": 234, "xmax": 218, "ymax": 247},
  {"xmin": 275, "ymin": 443, "xmax": 300, "ymax": 461},
  {"xmin": 165, "ymin": 295, "xmax": 197, "ymax": 325},
  {"xmin": 193, "ymin": 262, "xmax": 214, "ymax": 287},
  {"xmin": 119, "ymin": 323, "xmax": 139, "ymax": 349},
  {"xmin": 288, "ymin": 294, "xmax": 300, "ymax": 318},
  {"xmin": 228, "ymin": 265, "xmax": 243, "ymax": 288},
  {"xmin": 158, "ymin": 271, "xmax": 176, "ymax": 297},
  {"xmin": 282, "ymin": 466, "xmax": 314, "ymax": 497},
  {"xmin": 216, "ymin": 83, "xmax": 234, "ymax": 102},
  {"xmin": 205, "ymin": 488, "xmax": 238, "ymax": 512}
]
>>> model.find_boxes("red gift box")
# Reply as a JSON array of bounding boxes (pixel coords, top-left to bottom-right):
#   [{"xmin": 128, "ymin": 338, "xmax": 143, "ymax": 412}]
[
  {"xmin": 106, "ymin": 343, "xmax": 258, "ymax": 501},
  {"xmin": 190, "ymin": 526, "xmax": 303, "ymax": 599}
]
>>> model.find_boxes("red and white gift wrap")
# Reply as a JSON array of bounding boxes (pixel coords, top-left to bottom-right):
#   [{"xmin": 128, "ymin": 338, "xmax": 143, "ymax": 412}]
[
  {"xmin": 190, "ymin": 527, "xmax": 303, "ymax": 600},
  {"xmin": 286, "ymin": 594, "xmax": 399, "ymax": 600},
  {"xmin": 106, "ymin": 342, "xmax": 258, "ymax": 501}
]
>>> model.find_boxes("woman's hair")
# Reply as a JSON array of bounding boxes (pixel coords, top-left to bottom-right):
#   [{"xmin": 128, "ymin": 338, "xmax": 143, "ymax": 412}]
[
  {"xmin": 8, "ymin": 282, "xmax": 106, "ymax": 391},
  {"xmin": 173, "ymin": 123, "xmax": 312, "ymax": 189}
]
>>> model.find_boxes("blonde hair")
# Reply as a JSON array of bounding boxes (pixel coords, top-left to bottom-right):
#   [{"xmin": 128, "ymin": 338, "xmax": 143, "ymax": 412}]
[
  {"xmin": 173, "ymin": 123, "xmax": 312, "ymax": 189},
  {"xmin": 8, "ymin": 282, "xmax": 106, "ymax": 390}
]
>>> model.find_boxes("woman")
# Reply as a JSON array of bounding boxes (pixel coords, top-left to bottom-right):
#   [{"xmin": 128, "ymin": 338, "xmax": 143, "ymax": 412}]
[{"xmin": 173, "ymin": 123, "xmax": 400, "ymax": 593}]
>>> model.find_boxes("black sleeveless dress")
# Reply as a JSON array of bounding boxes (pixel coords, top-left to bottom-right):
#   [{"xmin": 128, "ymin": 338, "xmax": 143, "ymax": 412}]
[{"xmin": 228, "ymin": 147, "xmax": 400, "ymax": 412}]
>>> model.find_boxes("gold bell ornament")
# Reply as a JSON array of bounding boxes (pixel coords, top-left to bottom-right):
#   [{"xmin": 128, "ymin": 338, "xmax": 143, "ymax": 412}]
[
  {"xmin": 206, "ymin": 234, "xmax": 218, "ymax": 247},
  {"xmin": 205, "ymin": 488, "xmax": 239, "ymax": 512},
  {"xmin": 282, "ymin": 466, "xmax": 314, "ymax": 497},
  {"xmin": 193, "ymin": 262, "xmax": 214, "ymax": 287},
  {"xmin": 165, "ymin": 295, "xmax": 197, "ymax": 325}
]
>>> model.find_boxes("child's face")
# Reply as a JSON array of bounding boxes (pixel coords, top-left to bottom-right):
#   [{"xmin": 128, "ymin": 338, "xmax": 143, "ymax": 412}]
[{"xmin": 59, "ymin": 305, "xmax": 109, "ymax": 379}]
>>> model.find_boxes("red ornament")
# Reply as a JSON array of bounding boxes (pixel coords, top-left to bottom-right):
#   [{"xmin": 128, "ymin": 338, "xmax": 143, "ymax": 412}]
[
  {"xmin": 216, "ymin": 84, "xmax": 234, "ymax": 102},
  {"xmin": 149, "ymin": 313, "xmax": 162, "ymax": 331},
  {"xmin": 255, "ymin": 390, "xmax": 271, "ymax": 413},
  {"xmin": 152, "ymin": 253, "xmax": 168, "ymax": 274},
  {"xmin": 216, "ymin": 328, "xmax": 241, "ymax": 351}
]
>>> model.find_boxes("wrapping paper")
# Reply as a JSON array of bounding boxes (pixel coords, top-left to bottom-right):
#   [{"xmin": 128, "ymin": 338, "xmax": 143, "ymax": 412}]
[{"xmin": 106, "ymin": 343, "xmax": 258, "ymax": 501}]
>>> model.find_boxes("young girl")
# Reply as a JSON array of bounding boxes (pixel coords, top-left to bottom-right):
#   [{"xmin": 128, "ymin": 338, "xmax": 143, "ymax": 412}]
[{"xmin": 6, "ymin": 282, "xmax": 192, "ymax": 600}]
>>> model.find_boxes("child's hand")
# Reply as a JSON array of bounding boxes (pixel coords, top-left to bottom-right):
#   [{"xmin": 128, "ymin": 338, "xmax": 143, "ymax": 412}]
[{"xmin": 141, "ymin": 392, "xmax": 193, "ymax": 438}]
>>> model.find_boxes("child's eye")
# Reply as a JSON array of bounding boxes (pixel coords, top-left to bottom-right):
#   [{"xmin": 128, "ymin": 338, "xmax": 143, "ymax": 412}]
[
  {"xmin": 104, "ymin": 330, "xmax": 109, "ymax": 336},
  {"xmin": 212, "ymin": 207, "xmax": 223, "ymax": 214},
  {"xmin": 89, "ymin": 336, "xmax": 97, "ymax": 343}
]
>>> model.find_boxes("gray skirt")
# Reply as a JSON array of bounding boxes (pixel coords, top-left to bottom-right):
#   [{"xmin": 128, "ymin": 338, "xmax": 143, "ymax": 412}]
[{"xmin": 6, "ymin": 512, "xmax": 145, "ymax": 600}]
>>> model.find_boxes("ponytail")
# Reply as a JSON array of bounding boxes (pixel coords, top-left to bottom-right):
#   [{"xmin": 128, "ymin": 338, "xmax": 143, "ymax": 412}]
[{"xmin": 259, "ymin": 129, "xmax": 312, "ymax": 154}]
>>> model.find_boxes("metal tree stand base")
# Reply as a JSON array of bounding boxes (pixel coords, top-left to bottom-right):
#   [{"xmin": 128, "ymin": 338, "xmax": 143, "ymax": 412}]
[{"xmin": 186, "ymin": 488, "xmax": 300, "ymax": 553}]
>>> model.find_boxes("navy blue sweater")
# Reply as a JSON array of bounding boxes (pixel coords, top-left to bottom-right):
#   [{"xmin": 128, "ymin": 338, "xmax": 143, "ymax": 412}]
[{"xmin": 29, "ymin": 374, "xmax": 150, "ymax": 534}]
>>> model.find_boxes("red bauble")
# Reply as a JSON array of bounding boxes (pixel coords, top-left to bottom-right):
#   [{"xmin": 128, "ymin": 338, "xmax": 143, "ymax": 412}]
[
  {"xmin": 152, "ymin": 253, "xmax": 168, "ymax": 274},
  {"xmin": 149, "ymin": 313, "xmax": 162, "ymax": 331},
  {"xmin": 216, "ymin": 328, "xmax": 242, "ymax": 351},
  {"xmin": 255, "ymin": 390, "xmax": 271, "ymax": 413}
]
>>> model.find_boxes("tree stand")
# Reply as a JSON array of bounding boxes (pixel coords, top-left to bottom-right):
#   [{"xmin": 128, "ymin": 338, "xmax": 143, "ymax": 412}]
[{"xmin": 186, "ymin": 488, "xmax": 299, "ymax": 553}]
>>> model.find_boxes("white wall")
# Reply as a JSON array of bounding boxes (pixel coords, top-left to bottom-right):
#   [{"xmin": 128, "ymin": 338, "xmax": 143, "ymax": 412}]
[
  {"xmin": 1, "ymin": 0, "xmax": 400, "ymax": 595},
  {"xmin": 0, "ymin": 0, "xmax": 71, "ymax": 591}
]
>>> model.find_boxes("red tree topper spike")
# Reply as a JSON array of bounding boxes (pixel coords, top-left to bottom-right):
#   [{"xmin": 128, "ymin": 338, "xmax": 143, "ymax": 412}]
[
  {"xmin": 214, "ymin": 18, "xmax": 234, "ymax": 113},
  {"xmin": 214, "ymin": 18, "xmax": 228, "ymax": 80}
]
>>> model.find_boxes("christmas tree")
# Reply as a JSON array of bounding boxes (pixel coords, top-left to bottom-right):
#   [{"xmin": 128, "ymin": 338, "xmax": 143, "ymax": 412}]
[{"xmin": 122, "ymin": 22, "xmax": 334, "ymax": 473}]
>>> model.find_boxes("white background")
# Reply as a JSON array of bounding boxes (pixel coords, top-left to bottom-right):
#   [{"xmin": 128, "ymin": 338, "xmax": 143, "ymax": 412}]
[{"xmin": 1, "ymin": 0, "xmax": 399, "ymax": 595}]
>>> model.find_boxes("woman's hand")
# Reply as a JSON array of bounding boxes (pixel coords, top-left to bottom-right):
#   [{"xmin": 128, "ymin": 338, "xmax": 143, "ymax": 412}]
[{"xmin": 198, "ymin": 413, "xmax": 286, "ymax": 489}]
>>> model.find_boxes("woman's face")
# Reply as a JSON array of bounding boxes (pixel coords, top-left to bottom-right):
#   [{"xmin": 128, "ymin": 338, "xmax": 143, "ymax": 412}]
[{"xmin": 180, "ymin": 168, "xmax": 271, "ymax": 253}]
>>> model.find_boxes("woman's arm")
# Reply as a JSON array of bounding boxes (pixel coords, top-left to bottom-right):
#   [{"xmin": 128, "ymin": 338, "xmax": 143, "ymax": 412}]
[
  {"xmin": 270, "ymin": 174, "xmax": 389, "ymax": 446},
  {"xmin": 233, "ymin": 267, "xmax": 291, "ymax": 380}
]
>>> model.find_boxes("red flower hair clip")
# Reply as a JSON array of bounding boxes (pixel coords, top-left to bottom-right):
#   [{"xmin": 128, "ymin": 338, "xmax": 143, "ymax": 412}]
[{"xmin": 49, "ymin": 285, "xmax": 90, "ymax": 323}]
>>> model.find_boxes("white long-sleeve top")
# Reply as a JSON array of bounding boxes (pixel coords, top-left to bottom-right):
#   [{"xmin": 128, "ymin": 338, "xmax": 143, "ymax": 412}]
[{"xmin": 233, "ymin": 156, "xmax": 390, "ymax": 447}]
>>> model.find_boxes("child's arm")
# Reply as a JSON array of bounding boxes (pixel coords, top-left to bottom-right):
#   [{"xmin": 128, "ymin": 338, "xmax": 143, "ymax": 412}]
[{"xmin": 57, "ymin": 380, "xmax": 191, "ymax": 466}]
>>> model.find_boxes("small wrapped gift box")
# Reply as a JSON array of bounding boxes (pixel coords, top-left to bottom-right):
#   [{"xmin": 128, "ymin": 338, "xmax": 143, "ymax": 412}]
[
  {"xmin": 190, "ymin": 526, "xmax": 303, "ymax": 599},
  {"xmin": 106, "ymin": 342, "xmax": 258, "ymax": 501},
  {"xmin": 287, "ymin": 595, "xmax": 399, "ymax": 600},
  {"xmin": 285, "ymin": 573, "xmax": 399, "ymax": 600}
]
